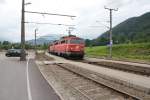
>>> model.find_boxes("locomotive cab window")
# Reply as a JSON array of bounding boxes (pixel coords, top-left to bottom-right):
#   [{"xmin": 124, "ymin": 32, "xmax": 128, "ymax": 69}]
[
  {"xmin": 65, "ymin": 40, "xmax": 69, "ymax": 44},
  {"xmin": 70, "ymin": 39, "xmax": 84, "ymax": 44},
  {"xmin": 61, "ymin": 40, "xmax": 65, "ymax": 44},
  {"xmin": 54, "ymin": 42, "xmax": 58, "ymax": 45}
]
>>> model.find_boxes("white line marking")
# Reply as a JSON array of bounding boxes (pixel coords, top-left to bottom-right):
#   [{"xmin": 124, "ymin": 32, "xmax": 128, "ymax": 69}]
[{"xmin": 26, "ymin": 57, "xmax": 33, "ymax": 100}]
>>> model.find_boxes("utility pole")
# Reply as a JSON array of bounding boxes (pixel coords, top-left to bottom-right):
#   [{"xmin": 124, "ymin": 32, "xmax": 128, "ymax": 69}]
[
  {"xmin": 34, "ymin": 28, "xmax": 38, "ymax": 54},
  {"xmin": 20, "ymin": 0, "xmax": 26, "ymax": 61},
  {"xmin": 68, "ymin": 28, "xmax": 71, "ymax": 36},
  {"xmin": 67, "ymin": 27, "xmax": 75, "ymax": 36},
  {"xmin": 104, "ymin": 6, "xmax": 118, "ymax": 58}
]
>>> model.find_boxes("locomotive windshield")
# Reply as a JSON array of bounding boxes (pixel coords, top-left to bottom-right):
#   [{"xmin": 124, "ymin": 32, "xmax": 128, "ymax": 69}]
[{"xmin": 70, "ymin": 39, "xmax": 84, "ymax": 44}]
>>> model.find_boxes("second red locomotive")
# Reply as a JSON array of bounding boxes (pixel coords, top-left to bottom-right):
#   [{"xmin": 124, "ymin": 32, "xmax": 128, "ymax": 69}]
[{"xmin": 48, "ymin": 35, "xmax": 85, "ymax": 59}]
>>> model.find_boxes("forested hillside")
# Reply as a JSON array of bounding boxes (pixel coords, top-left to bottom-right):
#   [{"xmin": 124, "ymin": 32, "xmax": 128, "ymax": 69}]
[{"xmin": 85, "ymin": 12, "xmax": 150, "ymax": 46}]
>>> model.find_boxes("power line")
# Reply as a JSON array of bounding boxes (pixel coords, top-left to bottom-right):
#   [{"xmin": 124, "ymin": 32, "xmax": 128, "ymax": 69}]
[
  {"xmin": 96, "ymin": 21, "xmax": 110, "ymax": 29},
  {"xmin": 20, "ymin": 0, "xmax": 76, "ymax": 61},
  {"xmin": 25, "ymin": 11, "xmax": 76, "ymax": 18},
  {"xmin": 89, "ymin": 26, "xmax": 108, "ymax": 29},
  {"xmin": 25, "ymin": 21, "xmax": 75, "ymax": 26}
]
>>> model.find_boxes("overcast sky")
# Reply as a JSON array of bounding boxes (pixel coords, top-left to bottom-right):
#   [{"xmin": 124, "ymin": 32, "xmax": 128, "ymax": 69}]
[{"xmin": 0, "ymin": 0, "xmax": 150, "ymax": 42}]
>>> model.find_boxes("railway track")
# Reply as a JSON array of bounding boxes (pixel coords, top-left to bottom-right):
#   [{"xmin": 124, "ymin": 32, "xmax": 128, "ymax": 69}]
[
  {"xmin": 38, "ymin": 53, "xmax": 150, "ymax": 99},
  {"xmin": 45, "ymin": 63, "xmax": 136, "ymax": 100},
  {"xmin": 36, "ymin": 53, "xmax": 139, "ymax": 100}
]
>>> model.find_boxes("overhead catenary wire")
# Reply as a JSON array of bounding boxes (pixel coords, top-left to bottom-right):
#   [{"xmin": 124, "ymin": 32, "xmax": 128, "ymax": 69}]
[
  {"xmin": 25, "ymin": 21, "xmax": 76, "ymax": 26},
  {"xmin": 25, "ymin": 11, "xmax": 76, "ymax": 18},
  {"xmin": 96, "ymin": 21, "xmax": 110, "ymax": 29},
  {"xmin": 20, "ymin": 0, "xmax": 76, "ymax": 61}
]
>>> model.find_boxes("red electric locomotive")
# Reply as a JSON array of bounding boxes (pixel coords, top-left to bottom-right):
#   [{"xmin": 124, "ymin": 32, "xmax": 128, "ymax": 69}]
[{"xmin": 48, "ymin": 35, "xmax": 85, "ymax": 59}]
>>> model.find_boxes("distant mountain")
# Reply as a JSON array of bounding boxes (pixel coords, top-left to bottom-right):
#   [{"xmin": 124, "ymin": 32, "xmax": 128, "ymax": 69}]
[
  {"xmin": 87, "ymin": 12, "xmax": 150, "ymax": 46},
  {"xmin": 26, "ymin": 34, "xmax": 65, "ymax": 45}
]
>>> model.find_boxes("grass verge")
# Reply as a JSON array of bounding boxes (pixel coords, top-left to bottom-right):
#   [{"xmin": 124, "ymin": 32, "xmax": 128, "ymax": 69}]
[{"xmin": 85, "ymin": 43, "xmax": 150, "ymax": 63}]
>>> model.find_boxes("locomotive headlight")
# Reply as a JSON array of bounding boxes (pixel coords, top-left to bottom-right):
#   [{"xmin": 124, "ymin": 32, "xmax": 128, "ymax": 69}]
[
  {"xmin": 70, "ymin": 47, "xmax": 74, "ymax": 50},
  {"xmin": 76, "ymin": 46, "xmax": 80, "ymax": 49}
]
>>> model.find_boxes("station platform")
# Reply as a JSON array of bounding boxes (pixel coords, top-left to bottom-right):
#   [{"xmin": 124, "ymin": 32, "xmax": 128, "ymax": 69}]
[
  {"xmin": 85, "ymin": 57, "xmax": 150, "ymax": 75},
  {"xmin": 85, "ymin": 57, "xmax": 150, "ymax": 68}
]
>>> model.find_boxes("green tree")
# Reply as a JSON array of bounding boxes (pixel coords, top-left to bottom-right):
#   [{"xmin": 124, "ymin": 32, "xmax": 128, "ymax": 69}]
[
  {"xmin": 85, "ymin": 39, "xmax": 91, "ymax": 47},
  {"xmin": 3, "ymin": 41, "xmax": 11, "ymax": 45}
]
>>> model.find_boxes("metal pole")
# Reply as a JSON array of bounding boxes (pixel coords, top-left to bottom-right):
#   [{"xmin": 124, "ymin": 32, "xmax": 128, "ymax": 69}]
[
  {"xmin": 104, "ymin": 7, "xmax": 118, "ymax": 59},
  {"xmin": 20, "ymin": 0, "xmax": 26, "ymax": 61},
  {"xmin": 68, "ymin": 29, "xmax": 71, "ymax": 36},
  {"xmin": 67, "ymin": 27, "xmax": 75, "ymax": 36},
  {"xmin": 109, "ymin": 9, "xmax": 112, "ymax": 58},
  {"xmin": 34, "ymin": 29, "xmax": 37, "ymax": 53}
]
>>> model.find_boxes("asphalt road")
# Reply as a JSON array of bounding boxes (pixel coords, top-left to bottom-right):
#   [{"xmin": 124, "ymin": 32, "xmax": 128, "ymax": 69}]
[{"xmin": 0, "ymin": 52, "xmax": 60, "ymax": 100}]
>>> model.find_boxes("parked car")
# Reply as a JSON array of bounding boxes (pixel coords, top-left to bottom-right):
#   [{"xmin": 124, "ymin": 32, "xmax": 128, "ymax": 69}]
[{"xmin": 5, "ymin": 49, "xmax": 21, "ymax": 57}]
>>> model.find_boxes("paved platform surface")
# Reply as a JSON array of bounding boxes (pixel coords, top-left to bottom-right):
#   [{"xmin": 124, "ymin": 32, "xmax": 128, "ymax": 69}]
[
  {"xmin": 0, "ymin": 52, "xmax": 60, "ymax": 100},
  {"xmin": 46, "ymin": 53, "xmax": 150, "ymax": 90}
]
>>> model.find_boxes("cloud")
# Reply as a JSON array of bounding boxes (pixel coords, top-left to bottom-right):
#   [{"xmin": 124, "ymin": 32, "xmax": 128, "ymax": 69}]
[
  {"xmin": 0, "ymin": 0, "xmax": 5, "ymax": 4},
  {"xmin": 105, "ymin": 0, "xmax": 135, "ymax": 8},
  {"xmin": 0, "ymin": 0, "xmax": 150, "ymax": 42}
]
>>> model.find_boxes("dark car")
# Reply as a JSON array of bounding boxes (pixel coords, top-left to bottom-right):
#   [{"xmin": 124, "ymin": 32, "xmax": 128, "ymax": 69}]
[{"xmin": 5, "ymin": 49, "xmax": 21, "ymax": 57}]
